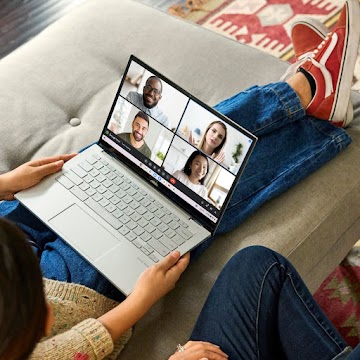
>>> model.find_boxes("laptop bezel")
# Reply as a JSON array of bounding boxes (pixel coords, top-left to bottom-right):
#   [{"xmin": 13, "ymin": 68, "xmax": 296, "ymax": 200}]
[{"xmin": 98, "ymin": 55, "xmax": 257, "ymax": 235}]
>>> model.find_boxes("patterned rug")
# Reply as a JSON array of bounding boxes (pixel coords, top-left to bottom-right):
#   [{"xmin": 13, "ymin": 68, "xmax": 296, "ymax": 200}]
[
  {"xmin": 314, "ymin": 242, "xmax": 360, "ymax": 349},
  {"xmin": 138, "ymin": 0, "xmax": 360, "ymax": 91}
]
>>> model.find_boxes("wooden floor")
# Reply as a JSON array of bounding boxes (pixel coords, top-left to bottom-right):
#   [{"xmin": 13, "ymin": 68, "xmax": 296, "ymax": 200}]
[{"xmin": 0, "ymin": 0, "xmax": 87, "ymax": 59}]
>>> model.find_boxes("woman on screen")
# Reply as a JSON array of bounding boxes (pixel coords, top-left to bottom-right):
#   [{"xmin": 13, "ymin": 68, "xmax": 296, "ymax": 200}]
[
  {"xmin": 173, "ymin": 151, "xmax": 209, "ymax": 198},
  {"xmin": 189, "ymin": 120, "xmax": 227, "ymax": 164}
]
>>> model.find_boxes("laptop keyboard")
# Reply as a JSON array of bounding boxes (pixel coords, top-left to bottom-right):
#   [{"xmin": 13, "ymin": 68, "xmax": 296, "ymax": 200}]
[{"xmin": 56, "ymin": 153, "xmax": 193, "ymax": 263}]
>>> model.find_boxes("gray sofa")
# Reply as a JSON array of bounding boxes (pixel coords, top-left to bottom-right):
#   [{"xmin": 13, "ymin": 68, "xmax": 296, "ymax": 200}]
[{"xmin": 1, "ymin": 0, "xmax": 359, "ymax": 359}]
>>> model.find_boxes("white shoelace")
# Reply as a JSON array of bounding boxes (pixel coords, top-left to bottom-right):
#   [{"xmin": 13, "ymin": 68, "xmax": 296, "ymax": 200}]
[{"xmin": 280, "ymin": 31, "xmax": 337, "ymax": 98}]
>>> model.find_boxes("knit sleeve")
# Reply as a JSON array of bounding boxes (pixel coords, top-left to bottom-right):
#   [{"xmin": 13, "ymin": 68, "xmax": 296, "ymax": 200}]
[{"xmin": 29, "ymin": 318, "xmax": 114, "ymax": 360}]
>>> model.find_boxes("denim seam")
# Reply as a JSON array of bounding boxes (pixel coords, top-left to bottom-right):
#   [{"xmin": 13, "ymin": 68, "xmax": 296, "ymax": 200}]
[
  {"xmin": 252, "ymin": 86, "xmax": 305, "ymax": 135},
  {"xmin": 286, "ymin": 272, "xmax": 345, "ymax": 353},
  {"xmin": 257, "ymin": 262, "xmax": 344, "ymax": 359},
  {"xmin": 228, "ymin": 129, "xmax": 346, "ymax": 210},
  {"xmin": 310, "ymin": 119, "xmax": 352, "ymax": 146},
  {"xmin": 256, "ymin": 261, "xmax": 280, "ymax": 360}
]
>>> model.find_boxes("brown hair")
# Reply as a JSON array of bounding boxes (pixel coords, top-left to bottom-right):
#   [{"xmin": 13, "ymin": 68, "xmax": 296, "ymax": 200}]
[
  {"xmin": 197, "ymin": 120, "xmax": 227, "ymax": 158},
  {"xmin": 0, "ymin": 218, "xmax": 47, "ymax": 360}
]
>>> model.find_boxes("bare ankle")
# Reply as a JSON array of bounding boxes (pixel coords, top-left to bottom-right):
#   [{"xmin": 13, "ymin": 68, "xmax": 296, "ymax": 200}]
[{"xmin": 286, "ymin": 72, "xmax": 312, "ymax": 109}]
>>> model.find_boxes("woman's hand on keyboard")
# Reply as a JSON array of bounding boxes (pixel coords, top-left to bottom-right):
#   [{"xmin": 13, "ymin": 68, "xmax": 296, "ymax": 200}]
[
  {"xmin": 132, "ymin": 251, "xmax": 190, "ymax": 309},
  {"xmin": 0, "ymin": 154, "xmax": 77, "ymax": 201}
]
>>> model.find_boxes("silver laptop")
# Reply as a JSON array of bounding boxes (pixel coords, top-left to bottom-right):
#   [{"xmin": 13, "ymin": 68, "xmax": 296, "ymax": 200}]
[{"xmin": 16, "ymin": 56, "xmax": 257, "ymax": 295}]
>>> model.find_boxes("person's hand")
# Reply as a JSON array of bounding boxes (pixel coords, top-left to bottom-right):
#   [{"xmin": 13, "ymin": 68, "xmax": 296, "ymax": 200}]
[
  {"xmin": 130, "ymin": 251, "xmax": 190, "ymax": 309},
  {"xmin": 188, "ymin": 131, "xmax": 195, "ymax": 145},
  {"xmin": 212, "ymin": 149, "xmax": 225, "ymax": 164},
  {"xmin": 168, "ymin": 341, "xmax": 228, "ymax": 360},
  {"xmin": 0, "ymin": 154, "xmax": 77, "ymax": 200}
]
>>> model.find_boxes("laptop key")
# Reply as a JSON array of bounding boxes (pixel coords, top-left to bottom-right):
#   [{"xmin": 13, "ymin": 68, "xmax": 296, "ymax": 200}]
[
  {"xmin": 164, "ymin": 228, "xmax": 176, "ymax": 238},
  {"xmin": 90, "ymin": 179, "xmax": 100, "ymax": 189},
  {"xmin": 127, "ymin": 220, "xmax": 137, "ymax": 230},
  {"xmin": 142, "ymin": 243, "xmax": 154, "ymax": 254},
  {"xmin": 137, "ymin": 218, "xmax": 149, "ymax": 228},
  {"xmin": 123, "ymin": 207, "xmax": 134, "ymax": 216},
  {"xmin": 148, "ymin": 238, "xmax": 169, "ymax": 256},
  {"xmin": 133, "ymin": 239, "xmax": 143, "ymax": 248},
  {"xmin": 79, "ymin": 182, "xmax": 90, "ymax": 191},
  {"xmin": 89, "ymin": 168, "xmax": 100, "ymax": 177},
  {"xmin": 158, "ymin": 235, "xmax": 177, "ymax": 251},
  {"xmin": 86, "ymin": 156, "xmax": 97, "ymax": 165},
  {"xmin": 158, "ymin": 222, "xmax": 169, "ymax": 232},
  {"xmin": 172, "ymin": 233, "xmax": 185, "ymax": 246},
  {"xmin": 64, "ymin": 171, "xmax": 83, "ymax": 186},
  {"xmin": 56, "ymin": 175, "xmax": 74, "ymax": 189},
  {"xmin": 96, "ymin": 174, "xmax": 106, "ymax": 183},
  {"xmin": 140, "ymin": 231, "xmax": 151, "ymax": 242},
  {"xmin": 129, "ymin": 200, "xmax": 140, "ymax": 210},
  {"xmin": 70, "ymin": 187, "xmax": 88, "ymax": 201},
  {"xmin": 99, "ymin": 198, "xmax": 110, "ymax": 207},
  {"xmin": 107, "ymin": 172, "xmax": 117, "ymax": 181},
  {"xmin": 168, "ymin": 220, "xmax": 180, "ymax": 230},
  {"xmin": 144, "ymin": 212, "xmax": 154, "ymax": 221},
  {"xmin": 99, "ymin": 166, "xmax": 110, "ymax": 175},
  {"xmin": 179, "ymin": 220, "xmax": 189, "ymax": 228},
  {"xmin": 112, "ymin": 208, "xmax": 123, "ymax": 219},
  {"xmin": 92, "ymin": 192, "xmax": 103, "ymax": 202},
  {"xmin": 93, "ymin": 161, "xmax": 103, "ymax": 170},
  {"xmin": 119, "ymin": 214, "xmax": 131, "ymax": 224},
  {"xmin": 176, "ymin": 227, "xmax": 193, "ymax": 240},
  {"xmin": 105, "ymin": 203, "xmax": 117, "ymax": 213},
  {"xmin": 72, "ymin": 166, "xmax": 87, "ymax": 178},
  {"xmin": 97, "ymin": 185, "xmax": 107, "ymax": 194},
  {"xmin": 85, "ymin": 187, "xmax": 96, "ymax": 197},
  {"xmin": 103, "ymin": 190, "xmax": 113, "ymax": 200},
  {"xmin": 130, "ymin": 212, "xmax": 142, "ymax": 222},
  {"xmin": 110, "ymin": 195, "xmax": 120, "ymax": 205},
  {"xmin": 118, "ymin": 226, "xmax": 130, "ymax": 236},
  {"xmin": 109, "ymin": 184, "xmax": 119, "ymax": 193},
  {"xmin": 140, "ymin": 246, "xmax": 150, "ymax": 255},
  {"xmin": 83, "ymin": 174, "xmax": 94, "ymax": 184},
  {"xmin": 79, "ymin": 161, "xmax": 93, "ymax": 172},
  {"xmin": 149, "ymin": 253, "xmax": 160, "ymax": 263},
  {"xmin": 125, "ymin": 231, "xmax": 137, "ymax": 242},
  {"xmin": 102, "ymin": 179, "xmax": 113, "ymax": 188},
  {"xmin": 116, "ymin": 201, "xmax": 127, "ymax": 211},
  {"xmin": 85, "ymin": 197, "xmax": 122, "ymax": 230},
  {"xmin": 133, "ymin": 226, "xmax": 144, "ymax": 236}
]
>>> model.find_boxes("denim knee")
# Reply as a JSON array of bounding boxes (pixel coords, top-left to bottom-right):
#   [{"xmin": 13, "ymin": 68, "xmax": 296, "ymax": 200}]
[{"xmin": 222, "ymin": 245, "xmax": 290, "ymax": 280}]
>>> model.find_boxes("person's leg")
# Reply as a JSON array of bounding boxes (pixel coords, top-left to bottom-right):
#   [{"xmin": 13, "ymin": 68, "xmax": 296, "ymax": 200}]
[
  {"xmin": 190, "ymin": 246, "xmax": 351, "ymax": 360},
  {"xmin": 192, "ymin": 0, "xmax": 358, "ymax": 257},
  {"xmin": 0, "ymin": 200, "xmax": 126, "ymax": 302},
  {"xmin": 191, "ymin": 82, "xmax": 351, "ymax": 259}
]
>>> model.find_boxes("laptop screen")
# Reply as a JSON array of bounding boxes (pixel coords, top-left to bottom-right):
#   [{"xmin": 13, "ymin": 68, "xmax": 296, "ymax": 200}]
[{"xmin": 99, "ymin": 56, "xmax": 256, "ymax": 234}]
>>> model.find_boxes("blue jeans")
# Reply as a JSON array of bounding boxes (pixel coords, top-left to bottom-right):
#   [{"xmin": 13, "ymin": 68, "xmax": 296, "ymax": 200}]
[
  {"xmin": 0, "ymin": 82, "xmax": 351, "ymax": 299},
  {"xmin": 191, "ymin": 246, "xmax": 353, "ymax": 360},
  {"xmin": 192, "ymin": 82, "xmax": 351, "ymax": 258}
]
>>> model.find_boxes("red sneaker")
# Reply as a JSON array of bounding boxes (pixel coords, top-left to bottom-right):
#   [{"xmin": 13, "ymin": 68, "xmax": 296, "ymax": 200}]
[
  {"xmin": 281, "ymin": 17, "xmax": 354, "ymax": 127},
  {"xmin": 281, "ymin": 18, "xmax": 328, "ymax": 81},
  {"xmin": 299, "ymin": 0, "xmax": 360, "ymax": 126}
]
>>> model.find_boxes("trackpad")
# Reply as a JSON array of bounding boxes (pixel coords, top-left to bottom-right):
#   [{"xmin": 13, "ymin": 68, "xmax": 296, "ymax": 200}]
[{"xmin": 49, "ymin": 204, "xmax": 119, "ymax": 261}]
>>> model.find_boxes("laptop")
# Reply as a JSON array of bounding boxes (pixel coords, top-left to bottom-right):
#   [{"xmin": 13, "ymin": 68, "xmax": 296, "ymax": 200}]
[{"xmin": 16, "ymin": 55, "xmax": 257, "ymax": 295}]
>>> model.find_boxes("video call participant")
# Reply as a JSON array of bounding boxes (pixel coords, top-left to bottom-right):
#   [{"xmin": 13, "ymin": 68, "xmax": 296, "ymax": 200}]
[
  {"xmin": 116, "ymin": 111, "xmax": 151, "ymax": 158},
  {"xmin": 173, "ymin": 150, "xmax": 209, "ymax": 198},
  {"xmin": 126, "ymin": 75, "xmax": 169, "ymax": 128},
  {"xmin": 189, "ymin": 120, "xmax": 227, "ymax": 164}
]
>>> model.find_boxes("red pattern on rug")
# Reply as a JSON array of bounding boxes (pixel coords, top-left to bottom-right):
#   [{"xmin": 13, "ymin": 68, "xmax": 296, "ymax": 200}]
[
  {"xmin": 196, "ymin": 0, "xmax": 343, "ymax": 60},
  {"xmin": 314, "ymin": 261, "xmax": 360, "ymax": 348}
]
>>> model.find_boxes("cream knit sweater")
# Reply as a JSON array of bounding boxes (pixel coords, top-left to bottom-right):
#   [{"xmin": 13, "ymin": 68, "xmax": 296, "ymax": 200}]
[{"xmin": 29, "ymin": 279, "xmax": 132, "ymax": 359}]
